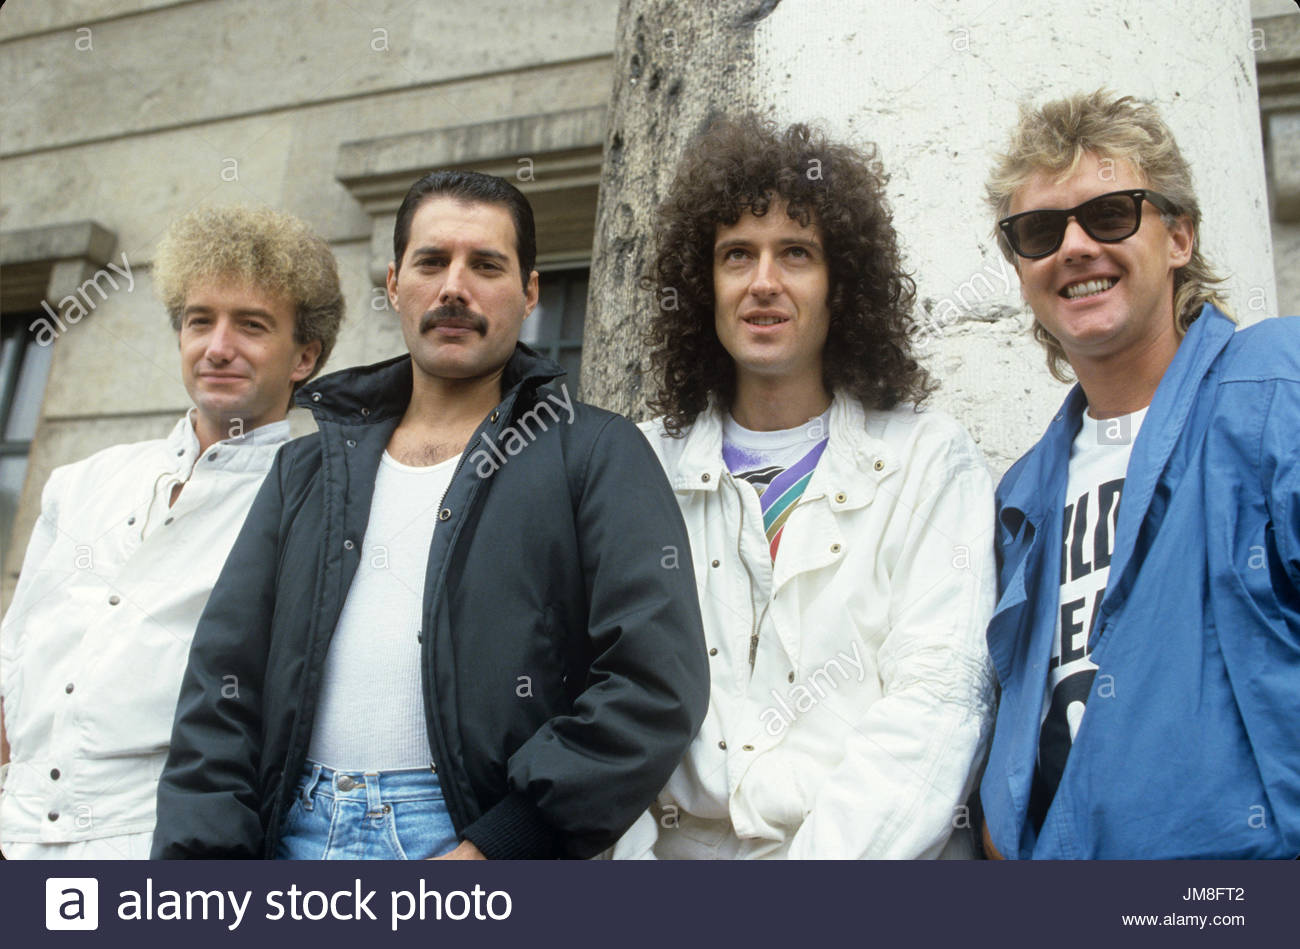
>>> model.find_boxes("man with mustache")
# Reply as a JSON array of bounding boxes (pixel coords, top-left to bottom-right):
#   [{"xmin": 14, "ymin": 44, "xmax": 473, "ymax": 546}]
[
  {"xmin": 1, "ymin": 205, "xmax": 341, "ymax": 858},
  {"xmin": 152, "ymin": 170, "xmax": 709, "ymax": 860}
]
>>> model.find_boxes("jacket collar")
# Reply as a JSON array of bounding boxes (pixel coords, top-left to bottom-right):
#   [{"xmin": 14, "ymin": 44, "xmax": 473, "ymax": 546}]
[
  {"xmin": 294, "ymin": 342, "xmax": 566, "ymax": 424},
  {"xmin": 167, "ymin": 410, "xmax": 292, "ymax": 474},
  {"xmin": 1000, "ymin": 304, "xmax": 1234, "ymax": 525},
  {"xmin": 993, "ymin": 305, "xmax": 1236, "ymax": 660},
  {"xmin": 672, "ymin": 389, "xmax": 898, "ymax": 505},
  {"xmin": 996, "ymin": 386, "xmax": 1086, "ymax": 537},
  {"xmin": 1095, "ymin": 304, "xmax": 1235, "ymax": 630}
]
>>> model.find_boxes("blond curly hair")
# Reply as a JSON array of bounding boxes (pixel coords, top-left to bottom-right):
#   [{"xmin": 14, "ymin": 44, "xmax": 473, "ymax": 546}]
[
  {"xmin": 153, "ymin": 204, "xmax": 344, "ymax": 384},
  {"xmin": 986, "ymin": 90, "xmax": 1229, "ymax": 382}
]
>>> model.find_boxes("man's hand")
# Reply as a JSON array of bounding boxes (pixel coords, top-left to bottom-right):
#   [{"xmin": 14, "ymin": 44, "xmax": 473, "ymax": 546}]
[
  {"xmin": 982, "ymin": 820, "xmax": 1005, "ymax": 860},
  {"xmin": 430, "ymin": 840, "xmax": 486, "ymax": 860}
]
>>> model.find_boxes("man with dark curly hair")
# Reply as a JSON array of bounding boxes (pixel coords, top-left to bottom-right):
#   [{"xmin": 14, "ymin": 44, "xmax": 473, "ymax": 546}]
[
  {"xmin": 1, "ymin": 205, "xmax": 342, "ymax": 859},
  {"xmin": 615, "ymin": 115, "xmax": 997, "ymax": 859}
]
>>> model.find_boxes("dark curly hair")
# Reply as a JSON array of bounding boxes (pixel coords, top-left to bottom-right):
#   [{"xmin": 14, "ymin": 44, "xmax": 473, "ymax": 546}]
[{"xmin": 644, "ymin": 114, "xmax": 934, "ymax": 436}]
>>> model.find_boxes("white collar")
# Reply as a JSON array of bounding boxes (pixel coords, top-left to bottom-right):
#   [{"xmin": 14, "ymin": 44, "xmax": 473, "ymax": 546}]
[{"xmin": 165, "ymin": 409, "xmax": 292, "ymax": 473}]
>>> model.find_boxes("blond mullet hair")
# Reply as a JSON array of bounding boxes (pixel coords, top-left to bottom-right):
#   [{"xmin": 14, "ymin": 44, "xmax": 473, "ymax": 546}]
[{"xmin": 987, "ymin": 90, "xmax": 1229, "ymax": 382}]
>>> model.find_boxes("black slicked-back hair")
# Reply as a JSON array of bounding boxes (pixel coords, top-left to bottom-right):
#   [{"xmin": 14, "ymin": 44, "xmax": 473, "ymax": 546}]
[{"xmin": 392, "ymin": 170, "xmax": 537, "ymax": 287}]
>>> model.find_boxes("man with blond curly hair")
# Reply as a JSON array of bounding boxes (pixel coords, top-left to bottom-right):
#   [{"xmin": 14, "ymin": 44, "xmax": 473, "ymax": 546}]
[
  {"xmin": 980, "ymin": 90, "xmax": 1300, "ymax": 859},
  {"xmin": 0, "ymin": 205, "xmax": 343, "ymax": 859}
]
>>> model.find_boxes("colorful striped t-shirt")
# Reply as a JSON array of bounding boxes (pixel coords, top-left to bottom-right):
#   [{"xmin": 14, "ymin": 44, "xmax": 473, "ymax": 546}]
[{"xmin": 721, "ymin": 410, "xmax": 831, "ymax": 561}]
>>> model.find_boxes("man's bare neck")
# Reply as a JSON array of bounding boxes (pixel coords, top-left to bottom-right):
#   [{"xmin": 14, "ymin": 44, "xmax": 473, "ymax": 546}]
[
  {"xmin": 388, "ymin": 369, "xmax": 503, "ymax": 467},
  {"xmin": 1073, "ymin": 332, "xmax": 1178, "ymax": 420},
  {"xmin": 730, "ymin": 375, "xmax": 832, "ymax": 432}
]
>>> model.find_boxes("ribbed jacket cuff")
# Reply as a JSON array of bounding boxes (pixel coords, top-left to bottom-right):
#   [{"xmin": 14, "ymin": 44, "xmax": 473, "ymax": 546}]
[{"xmin": 461, "ymin": 791, "xmax": 561, "ymax": 860}]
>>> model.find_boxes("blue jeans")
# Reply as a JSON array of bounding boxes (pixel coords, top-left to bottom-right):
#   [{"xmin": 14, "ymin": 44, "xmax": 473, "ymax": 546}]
[{"xmin": 275, "ymin": 762, "xmax": 458, "ymax": 860}]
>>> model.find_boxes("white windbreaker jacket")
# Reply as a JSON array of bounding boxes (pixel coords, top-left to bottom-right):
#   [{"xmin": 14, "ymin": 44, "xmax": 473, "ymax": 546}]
[
  {"xmin": 0, "ymin": 413, "xmax": 288, "ymax": 847},
  {"xmin": 617, "ymin": 392, "xmax": 996, "ymax": 858}
]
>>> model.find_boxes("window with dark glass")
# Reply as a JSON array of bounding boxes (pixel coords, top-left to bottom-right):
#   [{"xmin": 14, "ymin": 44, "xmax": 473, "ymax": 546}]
[
  {"xmin": 1, "ymin": 313, "xmax": 53, "ymax": 554},
  {"xmin": 519, "ymin": 268, "xmax": 588, "ymax": 395}
]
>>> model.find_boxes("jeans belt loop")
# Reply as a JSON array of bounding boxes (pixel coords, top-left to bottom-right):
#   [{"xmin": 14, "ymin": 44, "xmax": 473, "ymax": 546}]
[
  {"xmin": 364, "ymin": 771, "xmax": 383, "ymax": 817},
  {"xmin": 300, "ymin": 762, "xmax": 324, "ymax": 810}
]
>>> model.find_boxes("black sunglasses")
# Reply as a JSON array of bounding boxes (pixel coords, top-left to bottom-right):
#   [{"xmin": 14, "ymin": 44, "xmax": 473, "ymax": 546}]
[{"xmin": 998, "ymin": 189, "xmax": 1182, "ymax": 260}]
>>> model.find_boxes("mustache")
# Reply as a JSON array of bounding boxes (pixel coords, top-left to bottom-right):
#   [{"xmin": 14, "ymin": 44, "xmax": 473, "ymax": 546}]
[{"xmin": 419, "ymin": 303, "xmax": 488, "ymax": 335}]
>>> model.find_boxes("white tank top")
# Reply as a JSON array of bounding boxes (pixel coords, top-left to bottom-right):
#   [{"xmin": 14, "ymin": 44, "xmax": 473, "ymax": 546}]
[{"xmin": 307, "ymin": 450, "xmax": 459, "ymax": 771}]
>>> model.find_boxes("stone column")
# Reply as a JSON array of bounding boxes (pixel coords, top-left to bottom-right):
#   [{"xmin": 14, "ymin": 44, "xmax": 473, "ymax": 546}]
[
  {"xmin": 1256, "ymin": 10, "xmax": 1300, "ymax": 316},
  {"xmin": 581, "ymin": 0, "xmax": 768, "ymax": 419},
  {"xmin": 585, "ymin": 0, "xmax": 1274, "ymax": 472}
]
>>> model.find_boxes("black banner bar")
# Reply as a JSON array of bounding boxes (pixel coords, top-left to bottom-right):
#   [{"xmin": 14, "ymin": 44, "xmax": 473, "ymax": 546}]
[{"xmin": 2, "ymin": 859, "xmax": 1290, "ymax": 947}]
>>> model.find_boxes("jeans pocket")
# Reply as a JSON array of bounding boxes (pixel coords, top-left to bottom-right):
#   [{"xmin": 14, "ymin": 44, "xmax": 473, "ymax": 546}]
[
  {"xmin": 275, "ymin": 795, "xmax": 323, "ymax": 860},
  {"xmin": 382, "ymin": 807, "xmax": 410, "ymax": 861},
  {"xmin": 275, "ymin": 797, "xmax": 304, "ymax": 860},
  {"xmin": 389, "ymin": 797, "xmax": 457, "ymax": 860}
]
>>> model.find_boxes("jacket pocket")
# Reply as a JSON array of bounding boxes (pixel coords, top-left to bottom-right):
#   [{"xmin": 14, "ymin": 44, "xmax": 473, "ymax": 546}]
[
  {"xmin": 741, "ymin": 754, "xmax": 812, "ymax": 839},
  {"xmin": 76, "ymin": 606, "xmax": 196, "ymax": 758}
]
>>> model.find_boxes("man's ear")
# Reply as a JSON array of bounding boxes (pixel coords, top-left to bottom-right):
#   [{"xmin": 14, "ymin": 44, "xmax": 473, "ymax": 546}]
[
  {"xmin": 292, "ymin": 339, "xmax": 323, "ymax": 383},
  {"xmin": 385, "ymin": 260, "xmax": 400, "ymax": 310},
  {"xmin": 523, "ymin": 270, "xmax": 540, "ymax": 318},
  {"xmin": 1167, "ymin": 217, "xmax": 1194, "ymax": 269}
]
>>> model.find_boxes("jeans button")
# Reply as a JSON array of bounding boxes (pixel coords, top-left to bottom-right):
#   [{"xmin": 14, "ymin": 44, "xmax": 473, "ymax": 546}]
[{"xmin": 337, "ymin": 775, "xmax": 356, "ymax": 791}]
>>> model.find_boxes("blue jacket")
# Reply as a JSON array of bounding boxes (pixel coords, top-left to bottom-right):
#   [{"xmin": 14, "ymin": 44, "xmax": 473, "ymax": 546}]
[{"xmin": 981, "ymin": 305, "xmax": 1300, "ymax": 859}]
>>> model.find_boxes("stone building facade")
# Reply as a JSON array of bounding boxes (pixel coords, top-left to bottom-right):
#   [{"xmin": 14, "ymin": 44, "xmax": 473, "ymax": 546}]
[{"xmin": 2, "ymin": 0, "xmax": 1297, "ymax": 607}]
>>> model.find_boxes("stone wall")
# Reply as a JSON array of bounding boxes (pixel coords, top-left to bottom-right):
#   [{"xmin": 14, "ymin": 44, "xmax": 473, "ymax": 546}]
[
  {"xmin": 2, "ymin": 0, "xmax": 1297, "ymax": 605},
  {"xmin": 1257, "ymin": 8, "xmax": 1300, "ymax": 320},
  {"xmin": 583, "ymin": 0, "xmax": 1295, "ymax": 474},
  {"xmin": 0, "ymin": 0, "xmax": 618, "ymax": 603}
]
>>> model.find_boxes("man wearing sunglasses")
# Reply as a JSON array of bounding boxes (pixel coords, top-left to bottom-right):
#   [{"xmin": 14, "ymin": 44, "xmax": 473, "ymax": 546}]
[{"xmin": 979, "ymin": 90, "xmax": 1300, "ymax": 859}]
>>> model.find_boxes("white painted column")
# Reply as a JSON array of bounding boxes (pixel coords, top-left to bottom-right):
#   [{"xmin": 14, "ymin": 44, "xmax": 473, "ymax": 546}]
[{"xmin": 752, "ymin": 0, "xmax": 1273, "ymax": 471}]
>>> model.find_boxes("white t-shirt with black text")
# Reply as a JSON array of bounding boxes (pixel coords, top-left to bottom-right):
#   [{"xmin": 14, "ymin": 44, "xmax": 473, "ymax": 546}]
[{"xmin": 1029, "ymin": 406, "xmax": 1147, "ymax": 829}]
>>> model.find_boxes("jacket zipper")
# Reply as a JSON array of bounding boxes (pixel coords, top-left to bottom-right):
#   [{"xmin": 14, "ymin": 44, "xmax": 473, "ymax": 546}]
[
  {"xmin": 266, "ymin": 420, "xmax": 357, "ymax": 856},
  {"xmin": 730, "ymin": 478, "xmax": 824, "ymax": 674},
  {"xmin": 418, "ymin": 390, "xmax": 526, "ymax": 834},
  {"xmin": 433, "ymin": 441, "xmax": 473, "ymax": 531},
  {"xmin": 724, "ymin": 471, "xmax": 769, "ymax": 674},
  {"xmin": 422, "ymin": 447, "xmax": 471, "ymax": 826}
]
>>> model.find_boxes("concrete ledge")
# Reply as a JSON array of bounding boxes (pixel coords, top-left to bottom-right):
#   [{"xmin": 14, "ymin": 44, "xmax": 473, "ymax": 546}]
[
  {"xmin": 336, "ymin": 106, "xmax": 607, "ymax": 204},
  {"xmin": 0, "ymin": 220, "xmax": 118, "ymax": 313},
  {"xmin": 0, "ymin": 0, "xmax": 184, "ymax": 42},
  {"xmin": 1257, "ymin": 14, "xmax": 1300, "ymax": 114},
  {"xmin": 1255, "ymin": 16, "xmax": 1300, "ymax": 223},
  {"xmin": 336, "ymin": 108, "xmax": 606, "ymax": 283},
  {"xmin": 0, "ymin": 221, "xmax": 117, "ymax": 268}
]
